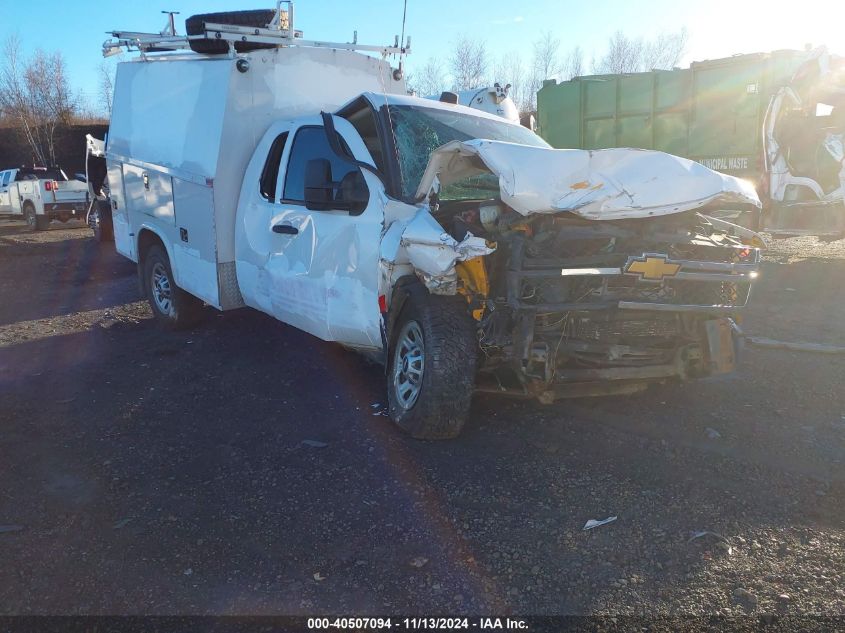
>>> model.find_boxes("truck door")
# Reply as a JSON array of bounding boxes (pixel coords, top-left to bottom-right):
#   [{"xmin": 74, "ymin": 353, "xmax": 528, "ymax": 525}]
[
  {"xmin": 8, "ymin": 171, "xmax": 24, "ymax": 215},
  {"xmin": 0, "ymin": 171, "xmax": 10, "ymax": 212},
  {"xmin": 13, "ymin": 172, "xmax": 34, "ymax": 215},
  {"xmin": 107, "ymin": 162, "xmax": 134, "ymax": 260},
  {"xmin": 242, "ymin": 116, "xmax": 385, "ymax": 349}
]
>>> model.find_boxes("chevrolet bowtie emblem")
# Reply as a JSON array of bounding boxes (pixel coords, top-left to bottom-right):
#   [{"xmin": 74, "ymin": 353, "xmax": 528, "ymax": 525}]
[{"xmin": 625, "ymin": 254, "xmax": 681, "ymax": 281}]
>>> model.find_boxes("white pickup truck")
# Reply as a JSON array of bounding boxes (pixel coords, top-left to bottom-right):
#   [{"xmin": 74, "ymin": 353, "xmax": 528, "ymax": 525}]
[
  {"xmin": 104, "ymin": 8, "xmax": 764, "ymax": 439},
  {"xmin": 0, "ymin": 166, "xmax": 89, "ymax": 230}
]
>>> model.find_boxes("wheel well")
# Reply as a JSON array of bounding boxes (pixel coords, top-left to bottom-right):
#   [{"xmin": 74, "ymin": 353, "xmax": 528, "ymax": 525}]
[
  {"xmin": 137, "ymin": 229, "xmax": 164, "ymax": 262},
  {"xmin": 136, "ymin": 229, "xmax": 167, "ymax": 291},
  {"xmin": 387, "ymin": 275, "xmax": 425, "ymax": 343}
]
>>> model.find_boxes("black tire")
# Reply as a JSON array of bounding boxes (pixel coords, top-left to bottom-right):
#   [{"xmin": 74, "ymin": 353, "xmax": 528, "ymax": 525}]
[
  {"xmin": 89, "ymin": 202, "xmax": 114, "ymax": 243},
  {"xmin": 387, "ymin": 289, "xmax": 478, "ymax": 440},
  {"xmin": 185, "ymin": 10, "xmax": 278, "ymax": 54},
  {"xmin": 142, "ymin": 244, "xmax": 204, "ymax": 330},
  {"xmin": 23, "ymin": 203, "xmax": 37, "ymax": 231}
]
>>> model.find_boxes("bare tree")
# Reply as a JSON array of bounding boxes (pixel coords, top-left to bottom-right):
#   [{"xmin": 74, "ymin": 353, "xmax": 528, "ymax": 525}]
[
  {"xmin": 0, "ymin": 35, "xmax": 45, "ymax": 164},
  {"xmin": 561, "ymin": 46, "xmax": 584, "ymax": 81},
  {"xmin": 99, "ymin": 60, "xmax": 116, "ymax": 116},
  {"xmin": 532, "ymin": 32, "xmax": 562, "ymax": 86},
  {"xmin": 449, "ymin": 36, "xmax": 488, "ymax": 91},
  {"xmin": 0, "ymin": 35, "xmax": 76, "ymax": 165},
  {"xmin": 593, "ymin": 28, "xmax": 688, "ymax": 74},
  {"xmin": 592, "ymin": 30, "xmax": 644, "ymax": 74},
  {"xmin": 525, "ymin": 31, "xmax": 565, "ymax": 110},
  {"xmin": 408, "ymin": 56, "xmax": 447, "ymax": 97},
  {"xmin": 641, "ymin": 28, "xmax": 688, "ymax": 71}
]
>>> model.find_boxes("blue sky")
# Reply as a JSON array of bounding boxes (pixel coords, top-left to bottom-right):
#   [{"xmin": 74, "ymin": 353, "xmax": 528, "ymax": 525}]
[{"xmin": 1, "ymin": 0, "xmax": 842, "ymax": 112}]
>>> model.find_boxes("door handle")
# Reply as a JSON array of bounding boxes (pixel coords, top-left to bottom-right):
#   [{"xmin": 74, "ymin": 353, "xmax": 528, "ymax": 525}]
[{"xmin": 272, "ymin": 223, "xmax": 298, "ymax": 235}]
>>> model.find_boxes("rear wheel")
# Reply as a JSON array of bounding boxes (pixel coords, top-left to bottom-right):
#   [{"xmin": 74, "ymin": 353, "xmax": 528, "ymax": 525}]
[
  {"xmin": 23, "ymin": 203, "xmax": 39, "ymax": 231},
  {"xmin": 142, "ymin": 244, "xmax": 204, "ymax": 330},
  {"xmin": 89, "ymin": 202, "xmax": 113, "ymax": 243},
  {"xmin": 387, "ymin": 290, "xmax": 478, "ymax": 440}
]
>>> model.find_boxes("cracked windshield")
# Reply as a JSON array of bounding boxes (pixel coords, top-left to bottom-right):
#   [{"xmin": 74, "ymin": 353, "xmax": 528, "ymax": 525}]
[{"xmin": 389, "ymin": 104, "xmax": 548, "ymax": 199}]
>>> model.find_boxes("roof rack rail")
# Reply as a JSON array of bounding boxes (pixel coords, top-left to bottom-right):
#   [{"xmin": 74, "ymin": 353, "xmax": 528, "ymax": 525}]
[{"xmin": 103, "ymin": 1, "xmax": 411, "ymax": 59}]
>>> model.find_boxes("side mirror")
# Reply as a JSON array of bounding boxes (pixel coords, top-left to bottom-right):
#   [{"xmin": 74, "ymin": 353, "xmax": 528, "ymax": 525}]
[
  {"xmin": 303, "ymin": 158, "xmax": 334, "ymax": 211},
  {"xmin": 335, "ymin": 171, "xmax": 368, "ymax": 215}
]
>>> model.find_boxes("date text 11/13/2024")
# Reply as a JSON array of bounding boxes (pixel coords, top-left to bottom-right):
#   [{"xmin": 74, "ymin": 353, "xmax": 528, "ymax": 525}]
[{"xmin": 307, "ymin": 617, "xmax": 529, "ymax": 630}]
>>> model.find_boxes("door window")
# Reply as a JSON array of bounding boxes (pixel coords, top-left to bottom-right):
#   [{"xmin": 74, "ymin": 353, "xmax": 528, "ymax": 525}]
[
  {"xmin": 282, "ymin": 126, "xmax": 368, "ymax": 214},
  {"xmin": 1, "ymin": 171, "xmax": 10, "ymax": 187},
  {"xmin": 259, "ymin": 132, "xmax": 288, "ymax": 201}
]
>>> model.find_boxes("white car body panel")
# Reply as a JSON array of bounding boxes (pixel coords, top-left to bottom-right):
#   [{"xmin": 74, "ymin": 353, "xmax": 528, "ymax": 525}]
[
  {"xmin": 415, "ymin": 140, "xmax": 761, "ymax": 220},
  {"xmin": 235, "ymin": 116, "xmax": 384, "ymax": 348},
  {"xmin": 106, "ymin": 47, "xmax": 405, "ymax": 313}
]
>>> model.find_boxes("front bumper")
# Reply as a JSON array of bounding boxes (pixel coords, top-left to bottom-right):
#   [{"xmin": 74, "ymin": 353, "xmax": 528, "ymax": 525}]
[{"xmin": 486, "ymin": 316, "xmax": 741, "ymax": 402}]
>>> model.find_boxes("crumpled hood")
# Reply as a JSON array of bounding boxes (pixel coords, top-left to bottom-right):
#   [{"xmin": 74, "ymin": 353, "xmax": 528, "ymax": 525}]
[{"xmin": 415, "ymin": 140, "xmax": 761, "ymax": 220}]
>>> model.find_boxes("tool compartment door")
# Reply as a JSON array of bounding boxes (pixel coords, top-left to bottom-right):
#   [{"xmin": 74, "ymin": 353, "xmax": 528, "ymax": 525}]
[{"xmin": 123, "ymin": 165, "xmax": 175, "ymax": 226}]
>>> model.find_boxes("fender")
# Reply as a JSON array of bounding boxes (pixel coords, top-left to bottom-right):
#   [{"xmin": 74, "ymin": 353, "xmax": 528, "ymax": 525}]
[
  {"xmin": 383, "ymin": 275, "xmax": 427, "ymax": 370},
  {"xmin": 135, "ymin": 223, "xmax": 181, "ymax": 292}
]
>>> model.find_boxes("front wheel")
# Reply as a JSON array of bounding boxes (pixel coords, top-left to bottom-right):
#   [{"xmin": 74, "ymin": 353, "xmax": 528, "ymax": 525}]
[
  {"xmin": 142, "ymin": 244, "xmax": 204, "ymax": 330},
  {"xmin": 387, "ymin": 290, "xmax": 478, "ymax": 439}
]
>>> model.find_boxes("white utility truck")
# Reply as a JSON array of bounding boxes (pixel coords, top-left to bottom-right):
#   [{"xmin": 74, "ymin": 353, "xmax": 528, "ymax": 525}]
[
  {"xmin": 0, "ymin": 166, "xmax": 89, "ymax": 230},
  {"xmin": 105, "ymin": 6, "xmax": 765, "ymax": 439}
]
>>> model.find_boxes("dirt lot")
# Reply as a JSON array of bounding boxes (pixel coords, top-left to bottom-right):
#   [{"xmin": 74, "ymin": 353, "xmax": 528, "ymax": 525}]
[{"xmin": 1, "ymin": 219, "xmax": 844, "ymax": 619}]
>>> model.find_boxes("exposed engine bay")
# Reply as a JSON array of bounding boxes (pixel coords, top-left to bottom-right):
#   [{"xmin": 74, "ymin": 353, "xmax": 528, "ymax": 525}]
[
  {"xmin": 381, "ymin": 136, "xmax": 764, "ymax": 402},
  {"xmin": 428, "ymin": 197, "xmax": 760, "ymax": 401}
]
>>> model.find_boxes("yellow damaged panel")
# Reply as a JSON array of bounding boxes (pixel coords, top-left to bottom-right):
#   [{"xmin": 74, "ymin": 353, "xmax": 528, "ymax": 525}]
[{"xmin": 456, "ymin": 257, "xmax": 490, "ymax": 320}]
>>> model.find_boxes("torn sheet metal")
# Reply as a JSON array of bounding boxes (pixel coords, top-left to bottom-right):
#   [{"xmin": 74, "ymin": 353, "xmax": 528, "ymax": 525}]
[
  {"xmin": 415, "ymin": 140, "xmax": 761, "ymax": 220},
  {"xmin": 386, "ymin": 208, "xmax": 495, "ymax": 294},
  {"xmin": 699, "ymin": 214, "xmax": 768, "ymax": 249},
  {"xmin": 824, "ymin": 133, "xmax": 844, "ymax": 165},
  {"xmin": 86, "ymin": 134, "xmax": 105, "ymax": 158}
]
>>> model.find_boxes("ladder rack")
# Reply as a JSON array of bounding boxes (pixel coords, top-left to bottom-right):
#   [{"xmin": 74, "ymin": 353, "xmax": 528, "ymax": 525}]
[{"xmin": 103, "ymin": 1, "xmax": 410, "ymax": 59}]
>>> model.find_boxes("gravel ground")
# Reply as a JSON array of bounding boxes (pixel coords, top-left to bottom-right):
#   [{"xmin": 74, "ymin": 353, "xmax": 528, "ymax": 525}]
[{"xmin": 0, "ymin": 219, "xmax": 844, "ymax": 620}]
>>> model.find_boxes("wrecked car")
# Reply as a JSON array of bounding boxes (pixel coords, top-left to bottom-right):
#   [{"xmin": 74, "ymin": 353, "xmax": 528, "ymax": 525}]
[
  {"xmin": 765, "ymin": 47, "xmax": 845, "ymax": 236},
  {"xmin": 538, "ymin": 46, "xmax": 845, "ymax": 238},
  {"xmin": 103, "ymin": 8, "xmax": 763, "ymax": 439}
]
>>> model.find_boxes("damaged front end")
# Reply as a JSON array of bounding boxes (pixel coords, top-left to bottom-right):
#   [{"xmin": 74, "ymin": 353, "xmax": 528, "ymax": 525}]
[
  {"xmin": 384, "ymin": 137, "xmax": 763, "ymax": 402},
  {"xmin": 469, "ymin": 211, "xmax": 758, "ymax": 401}
]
